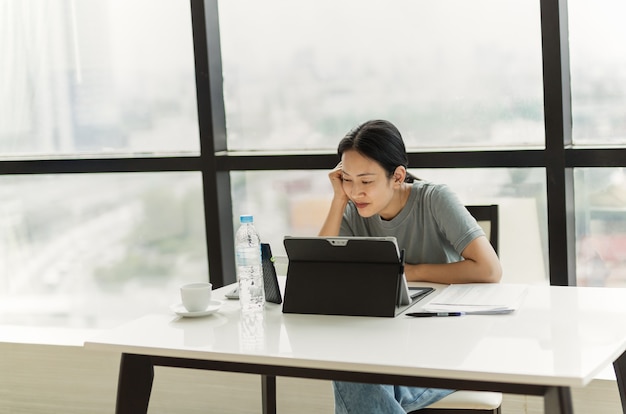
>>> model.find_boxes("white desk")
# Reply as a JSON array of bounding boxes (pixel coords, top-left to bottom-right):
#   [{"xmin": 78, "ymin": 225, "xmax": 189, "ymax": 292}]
[{"xmin": 84, "ymin": 284, "xmax": 626, "ymax": 414}]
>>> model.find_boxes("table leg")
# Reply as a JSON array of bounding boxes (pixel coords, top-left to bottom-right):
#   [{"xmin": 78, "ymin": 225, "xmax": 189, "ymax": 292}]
[
  {"xmin": 544, "ymin": 386, "xmax": 573, "ymax": 414},
  {"xmin": 261, "ymin": 374, "xmax": 277, "ymax": 414},
  {"xmin": 116, "ymin": 353, "xmax": 154, "ymax": 414},
  {"xmin": 614, "ymin": 349, "xmax": 626, "ymax": 413}
]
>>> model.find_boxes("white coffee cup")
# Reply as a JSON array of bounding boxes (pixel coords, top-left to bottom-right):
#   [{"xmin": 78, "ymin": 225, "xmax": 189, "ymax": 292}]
[{"xmin": 180, "ymin": 282, "xmax": 212, "ymax": 312}]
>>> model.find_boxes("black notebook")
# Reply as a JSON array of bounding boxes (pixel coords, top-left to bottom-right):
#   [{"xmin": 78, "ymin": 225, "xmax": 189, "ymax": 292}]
[
  {"xmin": 261, "ymin": 243, "xmax": 282, "ymax": 304},
  {"xmin": 226, "ymin": 243, "xmax": 282, "ymax": 304},
  {"xmin": 282, "ymin": 236, "xmax": 416, "ymax": 317}
]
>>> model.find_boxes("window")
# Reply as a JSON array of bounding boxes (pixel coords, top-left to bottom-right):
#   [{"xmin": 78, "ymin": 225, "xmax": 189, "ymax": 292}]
[
  {"xmin": 219, "ymin": 0, "xmax": 545, "ymax": 151},
  {"xmin": 231, "ymin": 168, "xmax": 548, "ymax": 284},
  {"xmin": 0, "ymin": 172, "xmax": 207, "ymax": 328},
  {"xmin": 3, "ymin": 0, "xmax": 626, "ymax": 331},
  {"xmin": 570, "ymin": 0, "xmax": 626, "ymax": 146},
  {"xmin": 0, "ymin": 0, "xmax": 199, "ymax": 158},
  {"xmin": 575, "ymin": 168, "xmax": 626, "ymax": 287},
  {"xmin": 0, "ymin": 0, "xmax": 204, "ymax": 328}
]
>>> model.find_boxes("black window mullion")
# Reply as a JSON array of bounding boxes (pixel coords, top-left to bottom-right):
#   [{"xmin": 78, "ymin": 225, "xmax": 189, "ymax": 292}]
[
  {"xmin": 214, "ymin": 150, "xmax": 547, "ymax": 172},
  {"xmin": 191, "ymin": 0, "xmax": 235, "ymax": 288},
  {"xmin": 566, "ymin": 148, "xmax": 626, "ymax": 167},
  {"xmin": 0, "ymin": 157, "xmax": 203, "ymax": 175},
  {"xmin": 540, "ymin": 0, "xmax": 577, "ymax": 286}
]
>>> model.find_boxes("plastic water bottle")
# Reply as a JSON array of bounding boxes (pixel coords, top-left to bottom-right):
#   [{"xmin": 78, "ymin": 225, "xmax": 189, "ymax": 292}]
[{"xmin": 235, "ymin": 214, "xmax": 265, "ymax": 312}]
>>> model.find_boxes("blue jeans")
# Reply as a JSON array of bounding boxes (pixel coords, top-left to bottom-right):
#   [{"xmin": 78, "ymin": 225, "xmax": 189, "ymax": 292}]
[{"xmin": 333, "ymin": 381, "xmax": 455, "ymax": 413}]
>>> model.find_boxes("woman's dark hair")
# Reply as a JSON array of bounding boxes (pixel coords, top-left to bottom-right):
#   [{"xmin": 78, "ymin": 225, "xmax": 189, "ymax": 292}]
[{"xmin": 338, "ymin": 120, "xmax": 417, "ymax": 183}]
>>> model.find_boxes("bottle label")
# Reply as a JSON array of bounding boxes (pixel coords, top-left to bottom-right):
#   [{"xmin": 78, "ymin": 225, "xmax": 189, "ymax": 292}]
[{"xmin": 236, "ymin": 245, "xmax": 261, "ymax": 266}]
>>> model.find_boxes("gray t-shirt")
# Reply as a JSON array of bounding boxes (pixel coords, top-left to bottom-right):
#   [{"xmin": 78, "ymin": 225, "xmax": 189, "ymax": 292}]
[{"xmin": 339, "ymin": 180, "xmax": 484, "ymax": 265}]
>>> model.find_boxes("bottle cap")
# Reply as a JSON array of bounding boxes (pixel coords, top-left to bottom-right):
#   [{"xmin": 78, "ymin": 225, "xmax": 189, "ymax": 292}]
[{"xmin": 240, "ymin": 214, "xmax": 254, "ymax": 223}]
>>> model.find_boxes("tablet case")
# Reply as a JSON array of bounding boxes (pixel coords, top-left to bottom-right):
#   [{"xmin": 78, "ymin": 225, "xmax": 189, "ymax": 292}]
[
  {"xmin": 261, "ymin": 243, "xmax": 282, "ymax": 304},
  {"xmin": 282, "ymin": 236, "xmax": 405, "ymax": 317}
]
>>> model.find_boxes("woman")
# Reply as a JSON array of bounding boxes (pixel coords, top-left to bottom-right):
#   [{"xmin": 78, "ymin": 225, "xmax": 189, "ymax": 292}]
[{"xmin": 319, "ymin": 120, "xmax": 501, "ymax": 413}]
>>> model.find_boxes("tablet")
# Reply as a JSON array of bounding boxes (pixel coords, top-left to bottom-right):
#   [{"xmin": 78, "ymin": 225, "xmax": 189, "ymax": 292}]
[{"xmin": 283, "ymin": 236, "xmax": 412, "ymax": 317}]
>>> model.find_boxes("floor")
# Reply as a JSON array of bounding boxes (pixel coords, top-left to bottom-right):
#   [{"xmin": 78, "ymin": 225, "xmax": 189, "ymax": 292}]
[{"xmin": 0, "ymin": 342, "xmax": 623, "ymax": 413}]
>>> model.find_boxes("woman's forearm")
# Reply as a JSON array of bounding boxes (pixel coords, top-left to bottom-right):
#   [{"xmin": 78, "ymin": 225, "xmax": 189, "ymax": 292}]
[
  {"xmin": 404, "ymin": 237, "xmax": 502, "ymax": 284},
  {"xmin": 404, "ymin": 260, "xmax": 501, "ymax": 284},
  {"xmin": 318, "ymin": 197, "xmax": 349, "ymax": 236}
]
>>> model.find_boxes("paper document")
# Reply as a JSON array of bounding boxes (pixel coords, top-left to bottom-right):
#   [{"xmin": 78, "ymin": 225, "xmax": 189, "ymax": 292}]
[{"xmin": 423, "ymin": 283, "xmax": 527, "ymax": 314}]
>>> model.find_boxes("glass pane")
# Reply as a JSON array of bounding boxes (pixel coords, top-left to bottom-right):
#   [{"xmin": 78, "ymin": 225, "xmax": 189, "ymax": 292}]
[
  {"xmin": 219, "ymin": 0, "xmax": 544, "ymax": 151},
  {"xmin": 0, "ymin": 0, "xmax": 199, "ymax": 158},
  {"xmin": 231, "ymin": 168, "xmax": 548, "ymax": 284},
  {"xmin": 570, "ymin": 0, "xmax": 626, "ymax": 146},
  {"xmin": 575, "ymin": 168, "xmax": 626, "ymax": 286},
  {"xmin": 0, "ymin": 172, "xmax": 208, "ymax": 328}
]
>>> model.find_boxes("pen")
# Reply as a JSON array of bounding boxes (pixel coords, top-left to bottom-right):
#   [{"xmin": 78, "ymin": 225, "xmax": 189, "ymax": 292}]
[{"xmin": 406, "ymin": 312, "xmax": 464, "ymax": 317}]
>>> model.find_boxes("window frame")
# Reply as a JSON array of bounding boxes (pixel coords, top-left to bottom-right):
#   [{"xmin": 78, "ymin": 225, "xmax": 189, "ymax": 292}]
[{"xmin": 2, "ymin": 0, "xmax": 626, "ymax": 288}]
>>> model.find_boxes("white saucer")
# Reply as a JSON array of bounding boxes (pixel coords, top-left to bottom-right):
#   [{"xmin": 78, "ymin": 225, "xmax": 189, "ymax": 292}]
[{"xmin": 171, "ymin": 301, "xmax": 222, "ymax": 318}]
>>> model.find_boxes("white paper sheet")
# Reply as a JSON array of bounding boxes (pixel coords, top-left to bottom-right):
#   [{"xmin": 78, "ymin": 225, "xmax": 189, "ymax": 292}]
[{"xmin": 422, "ymin": 283, "xmax": 527, "ymax": 314}]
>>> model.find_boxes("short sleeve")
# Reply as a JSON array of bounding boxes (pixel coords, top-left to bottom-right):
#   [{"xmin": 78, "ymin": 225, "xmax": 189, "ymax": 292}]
[{"xmin": 429, "ymin": 185, "xmax": 485, "ymax": 254}]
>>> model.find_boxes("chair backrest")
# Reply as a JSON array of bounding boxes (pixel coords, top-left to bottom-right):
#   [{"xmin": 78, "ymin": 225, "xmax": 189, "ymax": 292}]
[{"xmin": 466, "ymin": 204, "xmax": 499, "ymax": 255}]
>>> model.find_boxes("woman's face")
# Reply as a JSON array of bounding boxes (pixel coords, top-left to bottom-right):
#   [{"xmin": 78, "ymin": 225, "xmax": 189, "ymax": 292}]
[{"xmin": 340, "ymin": 149, "xmax": 400, "ymax": 219}]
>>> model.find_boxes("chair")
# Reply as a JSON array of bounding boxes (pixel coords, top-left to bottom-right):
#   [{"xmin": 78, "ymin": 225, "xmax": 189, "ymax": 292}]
[
  {"xmin": 466, "ymin": 204, "xmax": 499, "ymax": 255},
  {"xmin": 414, "ymin": 391, "xmax": 502, "ymax": 413},
  {"xmin": 410, "ymin": 205, "xmax": 502, "ymax": 414}
]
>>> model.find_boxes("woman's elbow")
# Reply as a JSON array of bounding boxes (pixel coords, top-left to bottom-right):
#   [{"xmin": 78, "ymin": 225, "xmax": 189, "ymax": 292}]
[
  {"xmin": 474, "ymin": 255, "xmax": 502, "ymax": 283},
  {"xmin": 486, "ymin": 260, "xmax": 503, "ymax": 283}
]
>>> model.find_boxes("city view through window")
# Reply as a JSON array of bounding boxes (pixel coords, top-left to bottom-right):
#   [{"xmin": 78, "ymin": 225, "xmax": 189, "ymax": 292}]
[{"xmin": 0, "ymin": 0, "xmax": 625, "ymax": 328}]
